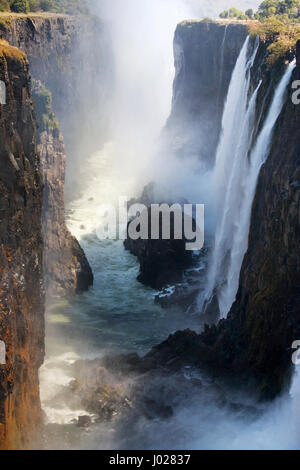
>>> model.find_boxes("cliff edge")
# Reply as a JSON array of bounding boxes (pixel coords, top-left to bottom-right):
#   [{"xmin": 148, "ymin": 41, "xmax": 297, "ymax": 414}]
[{"xmin": 0, "ymin": 41, "xmax": 44, "ymax": 449}]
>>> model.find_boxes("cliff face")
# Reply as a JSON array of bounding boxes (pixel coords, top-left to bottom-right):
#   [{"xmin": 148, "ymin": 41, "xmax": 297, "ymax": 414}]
[
  {"xmin": 165, "ymin": 20, "xmax": 248, "ymax": 167},
  {"xmin": 0, "ymin": 13, "xmax": 113, "ymax": 198},
  {"xmin": 0, "ymin": 15, "xmax": 100, "ymax": 297},
  {"xmin": 0, "ymin": 13, "xmax": 104, "ymax": 447},
  {"xmin": 0, "ymin": 42, "xmax": 44, "ymax": 449},
  {"xmin": 39, "ymin": 126, "xmax": 93, "ymax": 297},
  {"xmin": 33, "ymin": 80, "xmax": 93, "ymax": 297},
  {"xmin": 146, "ymin": 36, "xmax": 300, "ymax": 401}
]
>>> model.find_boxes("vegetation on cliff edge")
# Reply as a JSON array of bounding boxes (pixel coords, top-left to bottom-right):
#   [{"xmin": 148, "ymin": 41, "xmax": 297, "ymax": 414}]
[
  {"xmin": 0, "ymin": 38, "xmax": 27, "ymax": 62},
  {"xmin": 31, "ymin": 79, "xmax": 58, "ymax": 132},
  {"xmin": 220, "ymin": 1, "xmax": 300, "ymax": 67},
  {"xmin": 250, "ymin": 16, "xmax": 300, "ymax": 65},
  {"xmin": 0, "ymin": 0, "xmax": 90, "ymax": 14}
]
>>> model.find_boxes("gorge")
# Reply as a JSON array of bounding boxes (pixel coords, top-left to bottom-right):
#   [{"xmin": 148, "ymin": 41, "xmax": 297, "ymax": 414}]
[{"xmin": 0, "ymin": 0, "xmax": 299, "ymax": 450}]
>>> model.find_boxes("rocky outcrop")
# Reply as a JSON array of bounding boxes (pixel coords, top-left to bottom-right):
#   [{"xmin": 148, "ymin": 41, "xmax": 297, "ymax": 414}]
[
  {"xmin": 124, "ymin": 185, "xmax": 195, "ymax": 289},
  {"xmin": 51, "ymin": 353, "xmax": 256, "ymax": 437},
  {"xmin": 164, "ymin": 20, "xmax": 248, "ymax": 167},
  {"xmin": 33, "ymin": 80, "xmax": 93, "ymax": 297},
  {"xmin": 39, "ymin": 126, "xmax": 93, "ymax": 297},
  {"xmin": 125, "ymin": 228, "xmax": 194, "ymax": 290},
  {"xmin": 0, "ymin": 41, "xmax": 44, "ymax": 449}
]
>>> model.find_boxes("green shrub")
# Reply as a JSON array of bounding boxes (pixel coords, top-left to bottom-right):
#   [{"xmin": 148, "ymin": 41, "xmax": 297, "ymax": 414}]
[
  {"xmin": 0, "ymin": 0, "xmax": 91, "ymax": 13},
  {"xmin": 0, "ymin": 0, "xmax": 10, "ymax": 12},
  {"xmin": 28, "ymin": 0, "xmax": 40, "ymax": 11},
  {"xmin": 258, "ymin": 0, "xmax": 300, "ymax": 19},
  {"xmin": 10, "ymin": 0, "xmax": 29, "ymax": 13},
  {"xmin": 219, "ymin": 7, "xmax": 247, "ymax": 20},
  {"xmin": 219, "ymin": 10, "xmax": 229, "ymax": 18},
  {"xmin": 40, "ymin": 0, "xmax": 53, "ymax": 11},
  {"xmin": 250, "ymin": 16, "xmax": 300, "ymax": 65},
  {"xmin": 32, "ymin": 79, "xmax": 59, "ymax": 132}
]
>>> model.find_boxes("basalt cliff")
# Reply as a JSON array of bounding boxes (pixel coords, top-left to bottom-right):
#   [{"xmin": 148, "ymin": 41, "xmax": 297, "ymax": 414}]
[
  {"xmin": 0, "ymin": 13, "xmax": 111, "ymax": 296},
  {"xmin": 165, "ymin": 20, "xmax": 248, "ymax": 167},
  {"xmin": 0, "ymin": 41, "xmax": 44, "ymax": 450},
  {"xmin": 0, "ymin": 13, "xmax": 111, "ymax": 449}
]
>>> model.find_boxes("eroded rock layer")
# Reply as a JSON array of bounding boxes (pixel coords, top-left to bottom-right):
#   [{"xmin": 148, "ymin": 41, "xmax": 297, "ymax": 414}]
[
  {"xmin": 33, "ymin": 80, "xmax": 93, "ymax": 297},
  {"xmin": 0, "ymin": 42, "xmax": 44, "ymax": 449}
]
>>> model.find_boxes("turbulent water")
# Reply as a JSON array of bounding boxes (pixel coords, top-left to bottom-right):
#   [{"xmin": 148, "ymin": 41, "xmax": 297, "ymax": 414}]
[
  {"xmin": 39, "ymin": 148, "xmax": 300, "ymax": 448},
  {"xmin": 40, "ymin": 67, "xmax": 300, "ymax": 450},
  {"xmin": 39, "ymin": 144, "xmax": 201, "ymax": 434}
]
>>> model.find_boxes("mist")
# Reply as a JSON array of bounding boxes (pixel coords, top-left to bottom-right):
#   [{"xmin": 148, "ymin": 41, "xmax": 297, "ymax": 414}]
[{"xmin": 80, "ymin": 0, "xmax": 261, "ymax": 218}]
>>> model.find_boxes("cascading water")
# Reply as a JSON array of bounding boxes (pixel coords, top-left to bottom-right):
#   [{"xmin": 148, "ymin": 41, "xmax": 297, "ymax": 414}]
[
  {"xmin": 219, "ymin": 59, "xmax": 296, "ymax": 316},
  {"xmin": 202, "ymin": 38, "xmax": 296, "ymax": 319},
  {"xmin": 201, "ymin": 36, "xmax": 259, "ymax": 316},
  {"xmin": 218, "ymin": 24, "xmax": 229, "ymax": 106}
]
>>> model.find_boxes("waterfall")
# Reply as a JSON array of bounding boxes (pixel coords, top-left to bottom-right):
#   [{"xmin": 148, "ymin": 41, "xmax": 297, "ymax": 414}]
[
  {"xmin": 202, "ymin": 45, "xmax": 296, "ymax": 318},
  {"xmin": 201, "ymin": 36, "xmax": 258, "ymax": 315},
  {"xmin": 218, "ymin": 25, "xmax": 229, "ymax": 105}
]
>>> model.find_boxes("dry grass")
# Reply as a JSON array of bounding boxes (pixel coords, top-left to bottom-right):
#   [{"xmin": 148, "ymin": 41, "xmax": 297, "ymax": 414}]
[
  {"xmin": 0, "ymin": 38, "xmax": 27, "ymax": 63},
  {"xmin": 178, "ymin": 18, "xmax": 258, "ymax": 27},
  {"xmin": 0, "ymin": 12, "xmax": 73, "ymax": 19}
]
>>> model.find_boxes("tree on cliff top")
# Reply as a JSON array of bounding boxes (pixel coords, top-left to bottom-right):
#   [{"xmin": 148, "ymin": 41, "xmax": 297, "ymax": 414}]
[
  {"xmin": 0, "ymin": 0, "xmax": 91, "ymax": 13},
  {"xmin": 219, "ymin": 7, "xmax": 247, "ymax": 19},
  {"xmin": 258, "ymin": 0, "xmax": 300, "ymax": 19},
  {"xmin": 246, "ymin": 8, "xmax": 254, "ymax": 18},
  {"xmin": 0, "ymin": 0, "xmax": 10, "ymax": 12},
  {"xmin": 219, "ymin": 0, "xmax": 300, "ymax": 21},
  {"xmin": 250, "ymin": 15, "xmax": 300, "ymax": 65},
  {"xmin": 10, "ymin": 0, "xmax": 29, "ymax": 13}
]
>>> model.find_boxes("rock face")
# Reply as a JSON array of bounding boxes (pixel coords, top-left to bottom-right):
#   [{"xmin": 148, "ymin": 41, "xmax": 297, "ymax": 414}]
[
  {"xmin": 0, "ymin": 13, "xmax": 113, "ymax": 198},
  {"xmin": 33, "ymin": 80, "xmax": 93, "ymax": 297},
  {"xmin": 0, "ymin": 12, "xmax": 103, "ymax": 447},
  {"xmin": 144, "ymin": 39, "xmax": 300, "ymax": 401},
  {"xmin": 39, "ymin": 126, "xmax": 93, "ymax": 297},
  {"xmin": 124, "ymin": 186, "xmax": 195, "ymax": 289},
  {"xmin": 0, "ymin": 42, "xmax": 44, "ymax": 449},
  {"xmin": 1, "ymin": 14, "xmax": 109, "ymax": 293},
  {"xmin": 125, "ymin": 227, "xmax": 194, "ymax": 290},
  {"xmin": 164, "ymin": 20, "xmax": 248, "ymax": 167}
]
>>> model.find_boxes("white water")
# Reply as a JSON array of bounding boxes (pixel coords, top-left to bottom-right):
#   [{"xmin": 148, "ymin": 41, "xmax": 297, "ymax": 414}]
[
  {"xmin": 219, "ymin": 59, "xmax": 296, "ymax": 316},
  {"xmin": 203, "ymin": 40, "xmax": 295, "ymax": 318},
  {"xmin": 202, "ymin": 36, "xmax": 258, "ymax": 315},
  {"xmin": 40, "ymin": 144, "xmax": 201, "ymax": 431}
]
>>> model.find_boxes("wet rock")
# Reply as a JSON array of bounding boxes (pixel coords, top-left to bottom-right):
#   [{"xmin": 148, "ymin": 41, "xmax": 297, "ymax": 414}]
[
  {"xmin": 124, "ymin": 192, "xmax": 197, "ymax": 289},
  {"xmin": 77, "ymin": 415, "xmax": 92, "ymax": 428},
  {"xmin": 164, "ymin": 20, "xmax": 248, "ymax": 168},
  {"xmin": 33, "ymin": 81, "xmax": 93, "ymax": 297},
  {"xmin": 0, "ymin": 42, "xmax": 44, "ymax": 449}
]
